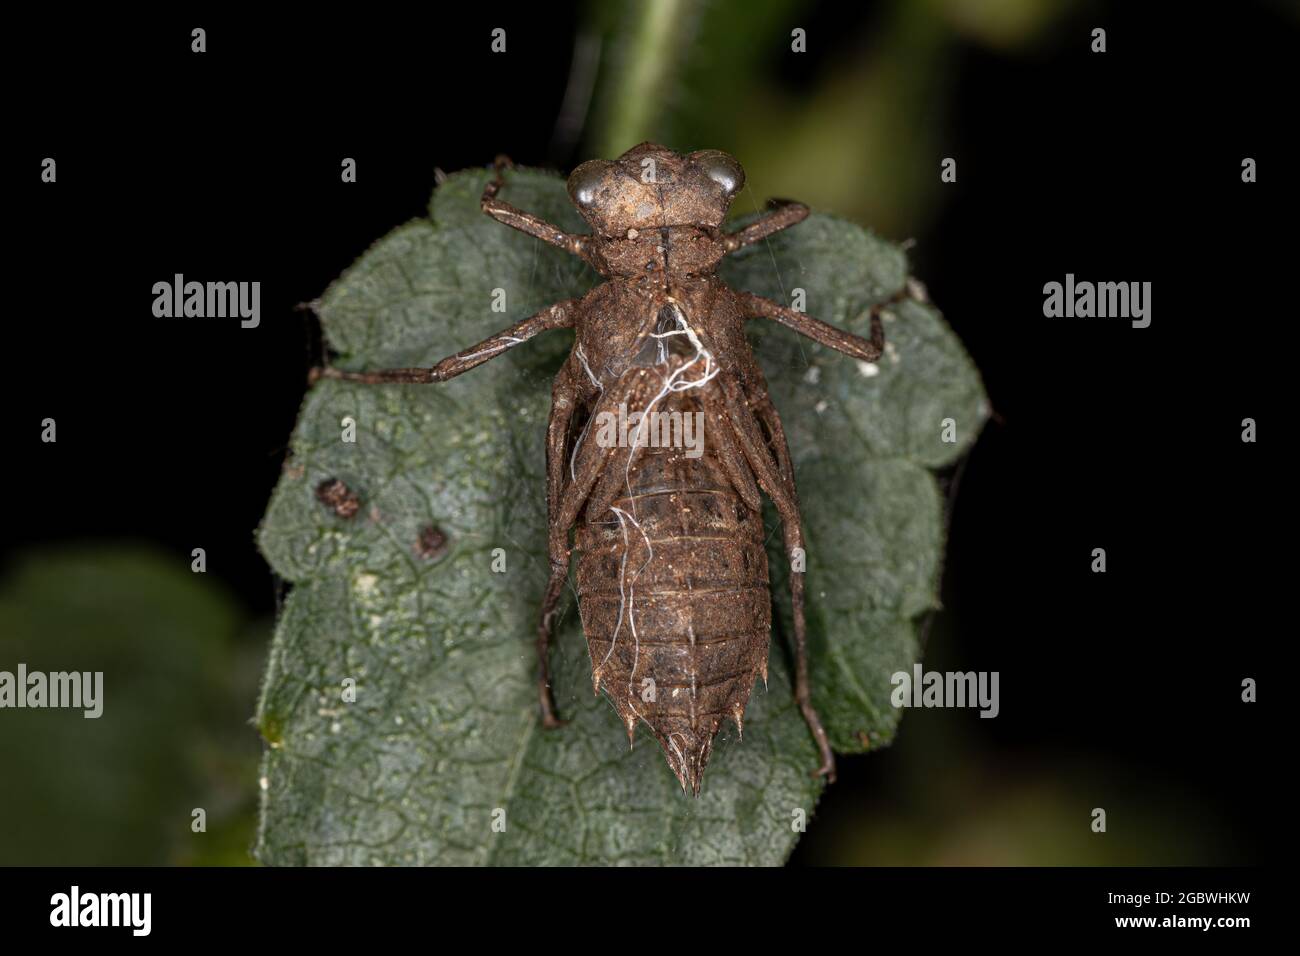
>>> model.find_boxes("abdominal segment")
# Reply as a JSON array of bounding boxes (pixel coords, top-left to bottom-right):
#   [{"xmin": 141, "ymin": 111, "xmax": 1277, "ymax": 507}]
[{"xmin": 573, "ymin": 379, "xmax": 770, "ymax": 795}]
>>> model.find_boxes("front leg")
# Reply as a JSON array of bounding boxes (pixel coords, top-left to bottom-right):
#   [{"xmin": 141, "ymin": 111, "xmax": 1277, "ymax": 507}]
[
  {"xmin": 721, "ymin": 200, "xmax": 809, "ymax": 253},
  {"xmin": 481, "ymin": 156, "xmax": 590, "ymax": 260}
]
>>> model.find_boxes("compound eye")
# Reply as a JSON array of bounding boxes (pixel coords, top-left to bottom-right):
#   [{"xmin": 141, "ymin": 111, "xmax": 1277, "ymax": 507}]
[
  {"xmin": 567, "ymin": 160, "xmax": 610, "ymax": 207},
  {"xmin": 692, "ymin": 150, "xmax": 746, "ymax": 197}
]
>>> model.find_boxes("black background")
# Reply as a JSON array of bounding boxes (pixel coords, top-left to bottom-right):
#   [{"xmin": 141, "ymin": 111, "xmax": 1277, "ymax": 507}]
[{"xmin": 6, "ymin": 4, "xmax": 1286, "ymax": 866}]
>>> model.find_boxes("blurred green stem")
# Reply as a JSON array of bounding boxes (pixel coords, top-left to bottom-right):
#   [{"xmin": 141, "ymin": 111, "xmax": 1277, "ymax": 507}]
[{"xmin": 594, "ymin": 0, "xmax": 692, "ymax": 157}]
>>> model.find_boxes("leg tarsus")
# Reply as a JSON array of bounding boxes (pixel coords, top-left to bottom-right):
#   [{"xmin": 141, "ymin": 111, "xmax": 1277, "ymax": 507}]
[
  {"xmin": 482, "ymin": 155, "xmax": 514, "ymax": 201},
  {"xmin": 800, "ymin": 711, "xmax": 837, "ymax": 781}
]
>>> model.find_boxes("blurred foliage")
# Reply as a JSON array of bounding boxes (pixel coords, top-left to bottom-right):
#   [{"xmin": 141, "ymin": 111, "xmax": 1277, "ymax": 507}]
[
  {"xmin": 581, "ymin": 0, "xmax": 1077, "ymax": 236},
  {"xmin": 0, "ymin": 548, "xmax": 262, "ymax": 865},
  {"xmin": 794, "ymin": 616, "xmax": 1240, "ymax": 865},
  {"xmin": 800, "ymin": 737, "xmax": 1240, "ymax": 866}
]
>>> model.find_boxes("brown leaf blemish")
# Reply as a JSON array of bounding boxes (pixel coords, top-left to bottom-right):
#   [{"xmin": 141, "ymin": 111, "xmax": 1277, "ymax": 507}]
[
  {"xmin": 415, "ymin": 524, "xmax": 449, "ymax": 560},
  {"xmin": 315, "ymin": 478, "xmax": 361, "ymax": 519}
]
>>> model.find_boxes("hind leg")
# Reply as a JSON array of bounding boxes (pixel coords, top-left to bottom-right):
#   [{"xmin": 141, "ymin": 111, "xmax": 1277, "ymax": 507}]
[
  {"xmin": 720, "ymin": 377, "xmax": 836, "ymax": 782},
  {"xmin": 747, "ymin": 391, "xmax": 835, "ymax": 780}
]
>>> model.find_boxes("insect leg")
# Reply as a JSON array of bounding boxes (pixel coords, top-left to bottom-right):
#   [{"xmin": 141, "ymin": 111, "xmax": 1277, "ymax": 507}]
[
  {"xmin": 736, "ymin": 288, "xmax": 913, "ymax": 363},
  {"xmin": 720, "ymin": 377, "xmax": 837, "ymax": 782},
  {"xmin": 481, "ymin": 156, "xmax": 590, "ymax": 260},
  {"xmin": 721, "ymin": 201, "xmax": 809, "ymax": 252},
  {"xmin": 311, "ymin": 298, "xmax": 578, "ymax": 385}
]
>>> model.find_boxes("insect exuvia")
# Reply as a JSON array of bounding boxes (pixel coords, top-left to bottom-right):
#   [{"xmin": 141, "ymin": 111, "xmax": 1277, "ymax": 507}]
[{"xmin": 315, "ymin": 143, "xmax": 914, "ymax": 794}]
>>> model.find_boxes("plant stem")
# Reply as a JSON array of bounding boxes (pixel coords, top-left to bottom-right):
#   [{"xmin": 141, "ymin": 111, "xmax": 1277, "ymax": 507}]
[{"xmin": 593, "ymin": 0, "xmax": 693, "ymax": 158}]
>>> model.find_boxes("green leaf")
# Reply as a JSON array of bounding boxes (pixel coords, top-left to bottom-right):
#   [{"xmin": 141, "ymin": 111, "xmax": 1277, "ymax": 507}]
[{"xmin": 255, "ymin": 167, "xmax": 987, "ymax": 865}]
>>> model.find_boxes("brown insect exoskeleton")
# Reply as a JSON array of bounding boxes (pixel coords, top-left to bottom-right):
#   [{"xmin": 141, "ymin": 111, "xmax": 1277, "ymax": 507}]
[{"xmin": 316, "ymin": 143, "xmax": 911, "ymax": 794}]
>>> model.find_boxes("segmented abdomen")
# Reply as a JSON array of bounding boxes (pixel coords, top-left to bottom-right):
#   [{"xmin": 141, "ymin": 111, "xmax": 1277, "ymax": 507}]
[{"xmin": 574, "ymin": 389, "xmax": 769, "ymax": 794}]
